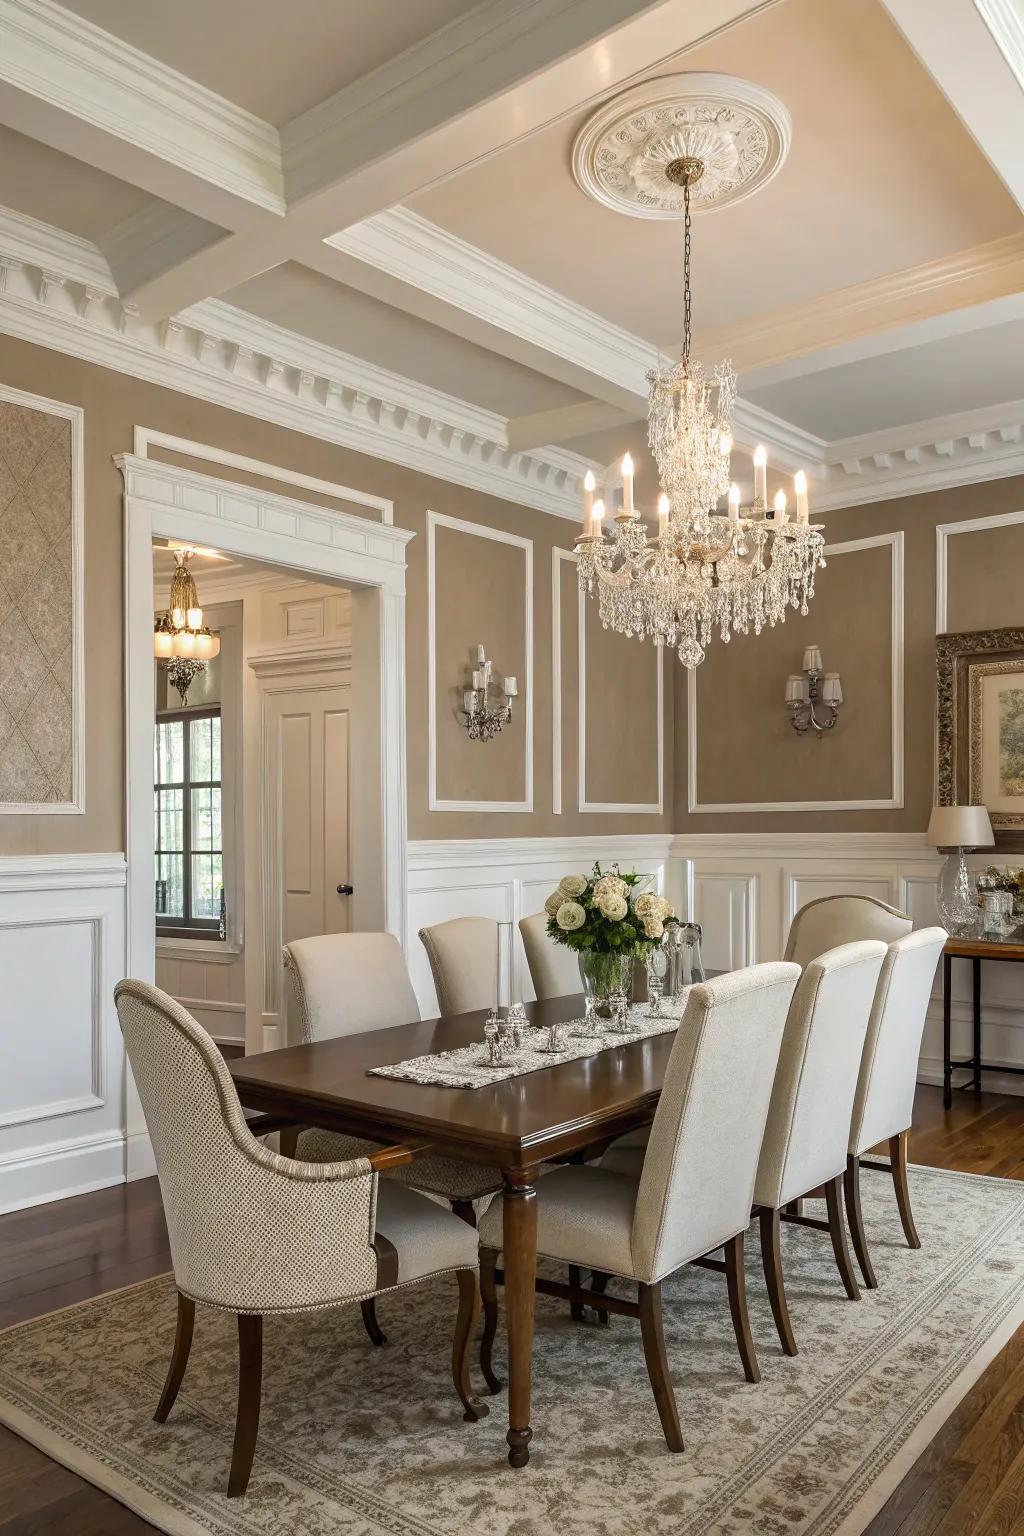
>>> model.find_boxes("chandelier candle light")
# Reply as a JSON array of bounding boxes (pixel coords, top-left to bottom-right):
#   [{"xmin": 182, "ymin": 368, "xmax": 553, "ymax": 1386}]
[
  {"xmin": 575, "ymin": 155, "xmax": 825, "ymax": 668},
  {"xmin": 153, "ymin": 548, "xmax": 221, "ymax": 705}
]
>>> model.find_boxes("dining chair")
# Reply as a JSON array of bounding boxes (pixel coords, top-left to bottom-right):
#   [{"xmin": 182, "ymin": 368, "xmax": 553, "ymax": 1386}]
[
  {"xmin": 476, "ymin": 962, "xmax": 800, "ymax": 1452},
  {"xmin": 751, "ymin": 940, "xmax": 887, "ymax": 1357},
  {"xmin": 784, "ymin": 893, "xmax": 912, "ymax": 967},
  {"xmin": 844, "ymin": 927, "xmax": 948, "ymax": 1288},
  {"xmin": 114, "ymin": 979, "xmax": 484, "ymax": 1497},
  {"xmin": 418, "ymin": 915, "xmax": 498, "ymax": 1017},
  {"xmin": 518, "ymin": 912, "xmax": 581, "ymax": 1001},
  {"xmin": 283, "ymin": 933, "xmax": 504, "ymax": 1227}
]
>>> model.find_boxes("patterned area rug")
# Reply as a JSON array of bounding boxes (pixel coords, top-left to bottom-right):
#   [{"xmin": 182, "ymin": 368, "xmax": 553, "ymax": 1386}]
[{"xmin": 1, "ymin": 1165, "xmax": 1023, "ymax": 1536}]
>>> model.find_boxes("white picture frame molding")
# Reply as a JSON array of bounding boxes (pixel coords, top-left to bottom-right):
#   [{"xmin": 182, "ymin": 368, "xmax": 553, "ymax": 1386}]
[
  {"xmin": 687, "ymin": 530, "xmax": 905, "ymax": 813},
  {"xmin": 426, "ymin": 509, "xmax": 534, "ymax": 813},
  {"xmin": 0, "ymin": 382, "xmax": 84, "ymax": 815},
  {"xmin": 935, "ymin": 509, "xmax": 1024, "ymax": 633}
]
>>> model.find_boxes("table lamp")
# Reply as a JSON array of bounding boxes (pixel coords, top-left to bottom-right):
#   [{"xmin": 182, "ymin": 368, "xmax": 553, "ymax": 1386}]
[{"xmin": 926, "ymin": 805, "xmax": 994, "ymax": 934}]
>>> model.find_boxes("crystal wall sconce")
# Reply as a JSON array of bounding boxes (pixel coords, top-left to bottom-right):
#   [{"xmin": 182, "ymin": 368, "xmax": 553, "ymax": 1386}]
[
  {"xmin": 461, "ymin": 645, "xmax": 517, "ymax": 741},
  {"xmin": 785, "ymin": 645, "xmax": 843, "ymax": 734}
]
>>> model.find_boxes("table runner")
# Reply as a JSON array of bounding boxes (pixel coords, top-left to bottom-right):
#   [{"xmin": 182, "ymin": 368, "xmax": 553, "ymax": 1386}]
[{"xmin": 368, "ymin": 995, "xmax": 691, "ymax": 1089}]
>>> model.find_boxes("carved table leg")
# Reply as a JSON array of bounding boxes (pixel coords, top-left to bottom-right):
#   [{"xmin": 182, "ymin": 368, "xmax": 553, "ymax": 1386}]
[{"xmin": 502, "ymin": 1168, "xmax": 538, "ymax": 1469}]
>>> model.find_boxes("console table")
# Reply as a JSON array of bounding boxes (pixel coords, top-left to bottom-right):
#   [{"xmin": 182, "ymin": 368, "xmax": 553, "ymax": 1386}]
[{"xmin": 942, "ymin": 932, "xmax": 1024, "ymax": 1108}]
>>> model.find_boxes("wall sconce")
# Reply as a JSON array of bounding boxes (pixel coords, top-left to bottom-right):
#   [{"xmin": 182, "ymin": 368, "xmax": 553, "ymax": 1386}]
[
  {"xmin": 461, "ymin": 644, "xmax": 517, "ymax": 741},
  {"xmin": 785, "ymin": 644, "xmax": 843, "ymax": 734}
]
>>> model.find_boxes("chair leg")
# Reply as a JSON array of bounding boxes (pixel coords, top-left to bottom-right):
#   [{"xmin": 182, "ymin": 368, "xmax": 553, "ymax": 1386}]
[
  {"xmin": 451, "ymin": 1199, "xmax": 477, "ymax": 1228},
  {"xmin": 844, "ymin": 1155, "xmax": 877, "ymax": 1290},
  {"xmin": 227, "ymin": 1314, "xmax": 263, "ymax": 1498},
  {"xmin": 638, "ymin": 1283, "xmax": 684, "ymax": 1453},
  {"xmin": 153, "ymin": 1291, "xmax": 195, "ymax": 1423},
  {"xmin": 453, "ymin": 1269, "xmax": 488, "ymax": 1422},
  {"xmin": 591, "ymin": 1269, "xmax": 611, "ymax": 1326},
  {"xmin": 759, "ymin": 1207, "xmax": 798, "ymax": 1357},
  {"xmin": 724, "ymin": 1232, "xmax": 760, "ymax": 1384},
  {"xmin": 890, "ymin": 1130, "xmax": 921, "ymax": 1249},
  {"xmin": 825, "ymin": 1175, "xmax": 860, "ymax": 1301},
  {"xmin": 360, "ymin": 1298, "xmax": 387, "ymax": 1347},
  {"xmin": 479, "ymin": 1248, "xmax": 504, "ymax": 1394},
  {"xmin": 568, "ymin": 1265, "xmax": 585, "ymax": 1322}
]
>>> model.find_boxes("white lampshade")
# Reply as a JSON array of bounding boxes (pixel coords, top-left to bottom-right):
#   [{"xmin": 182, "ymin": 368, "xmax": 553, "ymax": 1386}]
[
  {"xmin": 785, "ymin": 674, "xmax": 808, "ymax": 703},
  {"xmin": 186, "ymin": 606, "xmax": 203, "ymax": 630},
  {"xmin": 802, "ymin": 644, "xmax": 822, "ymax": 674},
  {"xmin": 193, "ymin": 632, "xmax": 215, "ymax": 660},
  {"xmin": 174, "ymin": 630, "xmax": 197, "ymax": 658},
  {"xmin": 926, "ymin": 805, "xmax": 994, "ymax": 850},
  {"xmin": 821, "ymin": 672, "xmax": 843, "ymax": 704},
  {"xmin": 153, "ymin": 630, "xmax": 173, "ymax": 659}
]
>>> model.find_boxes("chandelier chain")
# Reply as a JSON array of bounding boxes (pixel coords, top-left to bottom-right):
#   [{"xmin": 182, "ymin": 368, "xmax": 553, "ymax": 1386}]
[{"xmin": 682, "ymin": 177, "xmax": 692, "ymax": 368}]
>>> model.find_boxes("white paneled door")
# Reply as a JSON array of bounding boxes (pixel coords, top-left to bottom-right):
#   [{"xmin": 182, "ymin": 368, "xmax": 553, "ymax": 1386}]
[{"xmin": 261, "ymin": 680, "xmax": 351, "ymax": 1046}]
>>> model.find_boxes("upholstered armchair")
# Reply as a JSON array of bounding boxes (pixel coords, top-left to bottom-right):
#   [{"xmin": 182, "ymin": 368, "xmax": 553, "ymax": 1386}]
[
  {"xmin": 418, "ymin": 915, "xmax": 498, "ymax": 1017},
  {"xmin": 477, "ymin": 963, "xmax": 800, "ymax": 1451},
  {"xmin": 114, "ymin": 980, "xmax": 484, "ymax": 1497},
  {"xmin": 844, "ymin": 927, "xmax": 948, "ymax": 1287},
  {"xmin": 751, "ymin": 941, "xmax": 887, "ymax": 1356},
  {"xmin": 518, "ymin": 912, "xmax": 582, "ymax": 1001},
  {"xmin": 283, "ymin": 933, "xmax": 504, "ymax": 1224},
  {"xmin": 784, "ymin": 894, "xmax": 912, "ymax": 967}
]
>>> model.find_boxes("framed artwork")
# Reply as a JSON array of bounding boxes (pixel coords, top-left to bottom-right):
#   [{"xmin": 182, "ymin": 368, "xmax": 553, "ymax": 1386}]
[{"xmin": 937, "ymin": 628, "xmax": 1024, "ymax": 851}]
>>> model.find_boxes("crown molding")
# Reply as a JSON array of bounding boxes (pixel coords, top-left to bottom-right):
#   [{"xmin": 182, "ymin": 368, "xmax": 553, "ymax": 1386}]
[
  {"xmin": 0, "ymin": 0, "xmax": 283, "ymax": 216},
  {"xmin": 0, "ymin": 204, "xmax": 599, "ymax": 521},
  {"xmin": 976, "ymin": 0, "xmax": 1024, "ymax": 89}
]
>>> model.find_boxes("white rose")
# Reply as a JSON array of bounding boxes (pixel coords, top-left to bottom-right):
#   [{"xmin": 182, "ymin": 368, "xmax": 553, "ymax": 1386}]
[
  {"xmin": 594, "ymin": 874, "xmax": 628, "ymax": 900},
  {"xmin": 657, "ymin": 897, "xmax": 674, "ymax": 920},
  {"xmin": 544, "ymin": 891, "xmax": 563, "ymax": 917},
  {"xmin": 556, "ymin": 900, "xmax": 586, "ymax": 931},
  {"xmin": 558, "ymin": 874, "xmax": 588, "ymax": 898},
  {"xmin": 597, "ymin": 893, "xmax": 629, "ymax": 921},
  {"xmin": 634, "ymin": 892, "xmax": 659, "ymax": 919},
  {"xmin": 643, "ymin": 916, "xmax": 665, "ymax": 940}
]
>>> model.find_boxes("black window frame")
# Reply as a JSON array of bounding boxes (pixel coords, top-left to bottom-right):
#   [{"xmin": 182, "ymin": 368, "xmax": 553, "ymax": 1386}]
[{"xmin": 154, "ymin": 705, "xmax": 225, "ymax": 941}]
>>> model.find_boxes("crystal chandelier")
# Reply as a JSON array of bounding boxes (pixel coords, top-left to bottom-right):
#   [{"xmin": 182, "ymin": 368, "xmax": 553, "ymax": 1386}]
[
  {"xmin": 576, "ymin": 154, "xmax": 825, "ymax": 668},
  {"xmin": 153, "ymin": 548, "xmax": 221, "ymax": 705}
]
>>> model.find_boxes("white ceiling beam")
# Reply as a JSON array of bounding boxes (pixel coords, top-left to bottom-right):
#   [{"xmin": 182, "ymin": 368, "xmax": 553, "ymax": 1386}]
[
  {"xmin": 505, "ymin": 400, "xmax": 639, "ymax": 451},
  {"xmin": 86, "ymin": 0, "xmax": 776, "ymax": 318},
  {"xmin": 0, "ymin": 0, "xmax": 284, "ymax": 224},
  {"xmin": 879, "ymin": 0, "xmax": 1024, "ymax": 212}
]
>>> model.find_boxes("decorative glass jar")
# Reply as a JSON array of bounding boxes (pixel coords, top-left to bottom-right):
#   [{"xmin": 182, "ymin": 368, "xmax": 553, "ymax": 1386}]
[{"xmin": 578, "ymin": 950, "xmax": 635, "ymax": 1020}]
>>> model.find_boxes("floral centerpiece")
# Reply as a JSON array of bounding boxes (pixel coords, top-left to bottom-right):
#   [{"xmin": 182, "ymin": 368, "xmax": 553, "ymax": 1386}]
[{"xmin": 544, "ymin": 863, "xmax": 674, "ymax": 1011}]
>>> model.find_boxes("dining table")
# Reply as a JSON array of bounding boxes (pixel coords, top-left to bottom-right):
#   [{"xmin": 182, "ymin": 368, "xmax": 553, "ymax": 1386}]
[{"xmin": 228, "ymin": 991, "xmax": 693, "ymax": 1468}]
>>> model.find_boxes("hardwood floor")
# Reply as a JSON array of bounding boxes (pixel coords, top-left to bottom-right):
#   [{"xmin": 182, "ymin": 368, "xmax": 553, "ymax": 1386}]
[{"xmin": 0, "ymin": 1085, "xmax": 1022, "ymax": 1534}]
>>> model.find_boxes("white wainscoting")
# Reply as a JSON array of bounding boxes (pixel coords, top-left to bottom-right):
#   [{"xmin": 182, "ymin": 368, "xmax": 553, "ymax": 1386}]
[
  {"xmin": 407, "ymin": 836, "xmax": 672, "ymax": 1016},
  {"xmin": 0, "ymin": 854, "xmax": 129, "ymax": 1213},
  {"xmin": 672, "ymin": 832, "xmax": 1024, "ymax": 1095}
]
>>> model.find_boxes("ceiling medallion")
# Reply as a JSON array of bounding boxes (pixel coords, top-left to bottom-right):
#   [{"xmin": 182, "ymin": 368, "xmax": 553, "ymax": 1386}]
[{"xmin": 572, "ymin": 72, "xmax": 791, "ymax": 219}]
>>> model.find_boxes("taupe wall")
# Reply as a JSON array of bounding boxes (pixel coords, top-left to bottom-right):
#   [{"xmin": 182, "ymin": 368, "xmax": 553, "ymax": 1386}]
[
  {"xmin": 0, "ymin": 333, "xmax": 672, "ymax": 855},
  {"xmin": 674, "ymin": 473, "xmax": 1024, "ymax": 834}
]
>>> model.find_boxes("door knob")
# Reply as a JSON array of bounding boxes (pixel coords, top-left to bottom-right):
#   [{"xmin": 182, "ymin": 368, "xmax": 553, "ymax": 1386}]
[{"xmin": 336, "ymin": 883, "xmax": 354, "ymax": 896}]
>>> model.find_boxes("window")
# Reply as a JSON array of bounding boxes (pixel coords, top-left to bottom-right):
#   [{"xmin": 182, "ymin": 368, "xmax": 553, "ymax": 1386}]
[{"xmin": 154, "ymin": 709, "xmax": 225, "ymax": 938}]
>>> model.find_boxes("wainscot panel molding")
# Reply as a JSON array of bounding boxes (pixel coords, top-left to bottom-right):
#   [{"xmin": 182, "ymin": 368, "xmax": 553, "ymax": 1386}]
[
  {"xmin": 935, "ymin": 508, "xmax": 1024, "ymax": 632},
  {"xmin": 686, "ymin": 531, "xmax": 905, "ymax": 813},
  {"xmin": 670, "ymin": 832, "xmax": 1024, "ymax": 1096},
  {"xmin": 406, "ymin": 834, "xmax": 672, "ymax": 1016},
  {"xmin": 426, "ymin": 511, "xmax": 534, "ymax": 814},
  {"xmin": 0, "ymin": 852, "xmax": 129, "ymax": 1213}
]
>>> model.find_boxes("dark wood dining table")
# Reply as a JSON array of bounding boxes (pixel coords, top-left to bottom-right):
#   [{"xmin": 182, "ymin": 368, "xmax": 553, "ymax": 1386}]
[{"xmin": 228, "ymin": 992, "xmax": 685, "ymax": 1467}]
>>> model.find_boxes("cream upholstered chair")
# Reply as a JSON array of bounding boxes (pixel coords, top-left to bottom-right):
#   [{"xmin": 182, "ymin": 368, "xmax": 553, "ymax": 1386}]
[
  {"xmin": 114, "ymin": 980, "xmax": 484, "ymax": 1497},
  {"xmin": 784, "ymin": 894, "xmax": 912, "ymax": 967},
  {"xmin": 752, "ymin": 941, "xmax": 887, "ymax": 1357},
  {"xmin": 519, "ymin": 912, "xmax": 582, "ymax": 1000},
  {"xmin": 419, "ymin": 915, "xmax": 497, "ymax": 1017},
  {"xmin": 477, "ymin": 963, "xmax": 800, "ymax": 1451},
  {"xmin": 844, "ymin": 927, "xmax": 947, "ymax": 1288},
  {"xmin": 283, "ymin": 934, "xmax": 503, "ymax": 1221}
]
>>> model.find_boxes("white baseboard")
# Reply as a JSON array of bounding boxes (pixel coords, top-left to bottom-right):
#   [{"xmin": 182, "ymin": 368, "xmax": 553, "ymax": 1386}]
[
  {"xmin": 0, "ymin": 1128, "xmax": 127, "ymax": 1214},
  {"xmin": 125, "ymin": 1127, "xmax": 156, "ymax": 1183}
]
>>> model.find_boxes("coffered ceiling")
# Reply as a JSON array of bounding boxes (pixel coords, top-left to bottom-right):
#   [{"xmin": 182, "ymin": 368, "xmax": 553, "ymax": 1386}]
[{"xmin": 0, "ymin": 0, "xmax": 1021, "ymax": 519}]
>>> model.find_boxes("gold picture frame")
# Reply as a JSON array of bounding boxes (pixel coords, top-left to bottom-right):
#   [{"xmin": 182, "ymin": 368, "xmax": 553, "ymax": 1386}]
[{"xmin": 937, "ymin": 628, "xmax": 1024, "ymax": 852}]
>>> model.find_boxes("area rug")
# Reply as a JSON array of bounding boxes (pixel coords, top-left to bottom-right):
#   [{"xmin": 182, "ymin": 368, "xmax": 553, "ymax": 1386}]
[{"xmin": 2, "ymin": 1165, "xmax": 1023, "ymax": 1536}]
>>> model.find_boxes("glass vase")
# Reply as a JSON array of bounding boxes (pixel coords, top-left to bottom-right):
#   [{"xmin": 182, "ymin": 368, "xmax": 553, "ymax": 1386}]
[
  {"xmin": 936, "ymin": 847, "xmax": 978, "ymax": 936},
  {"xmin": 578, "ymin": 950, "xmax": 636, "ymax": 1031}
]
